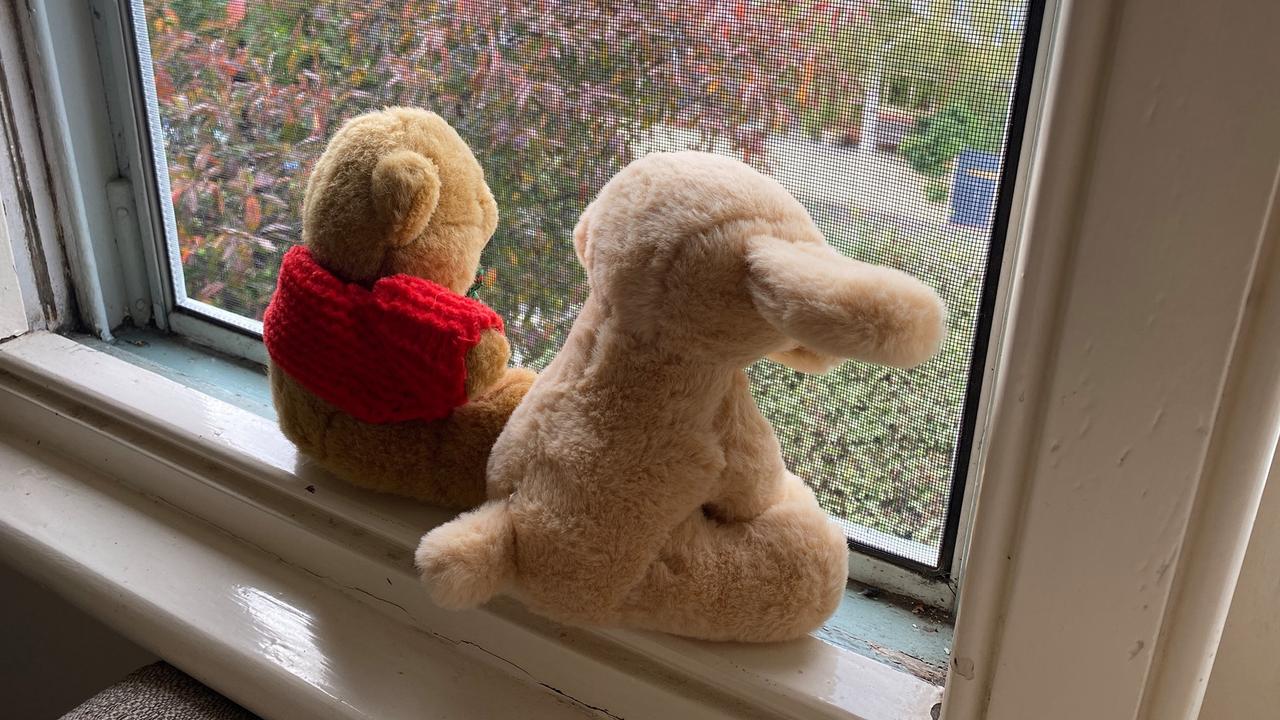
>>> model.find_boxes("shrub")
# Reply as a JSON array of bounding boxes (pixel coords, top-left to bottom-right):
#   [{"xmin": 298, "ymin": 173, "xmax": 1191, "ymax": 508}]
[{"xmin": 900, "ymin": 103, "xmax": 976, "ymax": 178}]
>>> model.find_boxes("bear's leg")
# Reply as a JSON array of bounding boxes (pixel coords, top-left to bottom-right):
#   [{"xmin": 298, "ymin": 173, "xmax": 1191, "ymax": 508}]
[
  {"xmin": 616, "ymin": 475, "xmax": 848, "ymax": 642},
  {"xmin": 409, "ymin": 367, "xmax": 536, "ymax": 505},
  {"xmin": 280, "ymin": 367, "xmax": 535, "ymax": 509},
  {"xmin": 271, "ymin": 362, "xmax": 336, "ymax": 458}
]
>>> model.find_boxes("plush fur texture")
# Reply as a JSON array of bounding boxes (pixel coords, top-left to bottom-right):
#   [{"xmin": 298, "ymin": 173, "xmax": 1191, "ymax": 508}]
[
  {"xmin": 269, "ymin": 107, "xmax": 535, "ymax": 509},
  {"xmin": 416, "ymin": 151, "xmax": 946, "ymax": 642}
]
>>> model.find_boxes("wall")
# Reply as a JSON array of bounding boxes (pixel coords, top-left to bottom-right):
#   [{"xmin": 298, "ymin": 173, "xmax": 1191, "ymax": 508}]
[
  {"xmin": 0, "ymin": 561, "xmax": 156, "ymax": 719},
  {"xmin": 1199, "ymin": 459, "xmax": 1280, "ymax": 718}
]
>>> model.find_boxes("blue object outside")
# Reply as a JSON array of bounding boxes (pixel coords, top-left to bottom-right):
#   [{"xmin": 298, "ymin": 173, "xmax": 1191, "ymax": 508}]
[{"xmin": 949, "ymin": 149, "xmax": 1001, "ymax": 228}]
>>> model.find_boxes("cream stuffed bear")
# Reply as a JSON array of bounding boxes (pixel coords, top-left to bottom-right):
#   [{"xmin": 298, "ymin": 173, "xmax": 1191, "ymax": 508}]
[{"xmin": 416, "ymin": 151, "xmax": 946, "ymax": 642}]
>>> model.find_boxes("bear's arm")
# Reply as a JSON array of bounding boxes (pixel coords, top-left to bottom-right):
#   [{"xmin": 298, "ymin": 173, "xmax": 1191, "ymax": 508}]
[{"xmin": 463, "ymin": 328, "xmax": 510, "ymax": 399}]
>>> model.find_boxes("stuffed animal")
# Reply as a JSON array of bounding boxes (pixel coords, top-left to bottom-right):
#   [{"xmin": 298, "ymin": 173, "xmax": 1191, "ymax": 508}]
[
  {"xmin": 415, "ymin": 151, "xmax": 946, "ymax": 642},
  {"xmin": 264, "ymin": 107, "xmax": 535, "ymax": 509}
]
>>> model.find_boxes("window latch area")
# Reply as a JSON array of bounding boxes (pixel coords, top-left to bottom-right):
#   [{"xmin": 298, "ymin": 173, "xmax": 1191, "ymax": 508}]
[{"xmin": 106, "ymin": 177, "xmax": 153, "ymax": 327}]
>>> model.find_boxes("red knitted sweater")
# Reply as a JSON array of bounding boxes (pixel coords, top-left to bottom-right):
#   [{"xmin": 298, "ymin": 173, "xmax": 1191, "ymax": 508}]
[{"xmin": 262, "ymin": 246, "xmax": 504, "ymax": 424}]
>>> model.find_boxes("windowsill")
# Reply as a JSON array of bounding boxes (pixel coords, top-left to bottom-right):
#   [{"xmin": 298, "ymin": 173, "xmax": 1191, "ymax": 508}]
[
  {"xmin": 0, "ymin": 330, "xmax": 947, "ymax": 719},
  {"xmin": 90, "ymin": 325, "xmax": 955, "ymax": 672}
]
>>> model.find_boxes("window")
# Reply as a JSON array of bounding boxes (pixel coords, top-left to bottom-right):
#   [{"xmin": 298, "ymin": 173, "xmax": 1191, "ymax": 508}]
[
  {"xmin": 118, "ymin": 0, "xmax": 1041, "ymax": 574},
  {"xmin": 11, "ymin": 2, "xmax": 1280, "ymax": 715}
]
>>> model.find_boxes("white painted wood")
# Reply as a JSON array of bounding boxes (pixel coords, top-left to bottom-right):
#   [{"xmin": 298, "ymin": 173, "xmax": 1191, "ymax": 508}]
[
  {"xmin": 846, "ymin": 549, "xmax": 954, "ymax": 610},
  {"xmin": 942, "ymin": 0, "xmax": 1122, "ymax": 711},
  {"xmin": 0, "ymin": 0, "xmax": 73, "ymax": 331},
  {"xmin": 1137, "ymin": 165, "xmax": 1280, "ymax": 720},
  {"xmin": 1199, "ymin": 450, "xmax": 1280, "ymax": 719},
  {"xmin": 0, "ymin": 201, "xmax": 28, "ymax": 337},
  {"xmin": 946, "ymin": 1, "xmax": 1280, "ymax": 719},
  {"xmin": 107, "ymin": 177, "xmax": 153, "ymax": 326},
  {"xmin": 948, "ymin": 0, "xmax": 1057, "ymax": 592},
  {"xmin": 16, "ymin": 1, "xmax": 126, "ymax": 336},
  {"xmin": 91, "ymin": 0, "xmax": 174, "ymax": 329},
  {"xmin": 167, "ymin": 311, "xmax": 270, "ymax": 365},
  {"xmin": 0, "ymin": 436, "xmax": 595, "ymax": 720},
  {"xmin": 0, "ymin": 332, "xmax": 943, "ymax": 720}
]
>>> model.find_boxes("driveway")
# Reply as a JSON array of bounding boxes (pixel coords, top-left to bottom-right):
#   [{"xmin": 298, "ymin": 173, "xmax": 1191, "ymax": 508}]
[{"xmin": 637, "ymin": 125, "xmax": 950, "ymax": 227}]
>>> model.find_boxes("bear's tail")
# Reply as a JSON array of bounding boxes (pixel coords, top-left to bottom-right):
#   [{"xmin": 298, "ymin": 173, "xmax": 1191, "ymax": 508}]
[{"xmin": 415, "ymin": 499, "xmax": 515, "ymax": 609}]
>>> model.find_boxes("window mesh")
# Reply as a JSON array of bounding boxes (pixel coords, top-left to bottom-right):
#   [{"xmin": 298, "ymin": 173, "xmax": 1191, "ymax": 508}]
[{"xmin": 138, "ymin": 0, "xmax": 1035, "ymax": 567}]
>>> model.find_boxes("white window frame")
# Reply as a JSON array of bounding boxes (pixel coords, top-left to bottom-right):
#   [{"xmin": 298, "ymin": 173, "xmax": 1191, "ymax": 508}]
[
  {"xmin": 0, "ymin": 0, "xmax": 76, "ymax": 334},
  {"xmin": 943, "ymin": 0, "xmax": 1280, "ymax": 717},
  {"xmin": 2, "ymin": 0, "xmax": 1278, "ymax": 718},
  {"xmin": 1200, "ymin": 384, "xmax": 1280, "ymax": 719}
]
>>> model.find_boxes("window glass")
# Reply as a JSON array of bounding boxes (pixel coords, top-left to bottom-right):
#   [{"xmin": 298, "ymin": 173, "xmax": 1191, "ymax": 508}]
[{"xmin": 136, "ymin": 0, "xmax": 1037, "ymax": 568}]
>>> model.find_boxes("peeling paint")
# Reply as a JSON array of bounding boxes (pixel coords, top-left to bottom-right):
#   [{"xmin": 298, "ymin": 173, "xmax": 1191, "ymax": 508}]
[
  {"xmin": 1117, "ymin": 447, "xmax": 1131, "ymax": 467},
  {"xmin": 0, "ymin": 14, "xmax": 63, "ymax": 327},
  {"xmin": 1128, "ymin": 640, "xmax": 1145, "ymax": 660}
]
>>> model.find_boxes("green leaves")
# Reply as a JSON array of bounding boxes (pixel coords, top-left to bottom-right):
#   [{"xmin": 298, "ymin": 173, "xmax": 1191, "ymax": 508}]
[
  {"xmin": 901, "ymin": 103, "xmax": 973, "ymax": 177},
  {"xmin": 901, "ymin": 100, "xmax": 1007, "ymax": 185}
]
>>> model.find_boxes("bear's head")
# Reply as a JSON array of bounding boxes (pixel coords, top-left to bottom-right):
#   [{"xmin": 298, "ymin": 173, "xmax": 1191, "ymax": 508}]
[
  {"xmin": 301, "ymin": 107, "xmax": 497, "ymax": 293},
  {"xmin": 571, "ymin": 151, "xmax": 946, "ymax": 372}
]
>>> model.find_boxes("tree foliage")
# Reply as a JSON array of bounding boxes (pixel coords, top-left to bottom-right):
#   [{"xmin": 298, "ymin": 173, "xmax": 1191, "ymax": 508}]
[
  {"xmin": 886, "ymin": 0, "xmax": 1026, "ymax": 184},
  {"xmin": 900, "ymin": 102, "xmax": 982, "ymax": 177}
]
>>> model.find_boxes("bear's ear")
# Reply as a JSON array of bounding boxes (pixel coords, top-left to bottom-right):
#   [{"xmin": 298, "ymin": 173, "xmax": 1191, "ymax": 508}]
[
  {"xmin": 371, "ymin": 149, "xmax": 441, "ymax": 246},
  {"xmin": 746, "ymin": 238, "xmax": 947, "ymax": 370},
  {"xmin": 572, "ymin": 201, "xmax": 596, "ymax": 272}
]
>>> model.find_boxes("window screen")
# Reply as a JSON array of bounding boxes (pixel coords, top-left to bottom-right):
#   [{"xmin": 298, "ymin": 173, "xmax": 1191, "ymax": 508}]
[{"xmin": 132, "ymin": 0, "xmax": 1040, "ymax": 570}]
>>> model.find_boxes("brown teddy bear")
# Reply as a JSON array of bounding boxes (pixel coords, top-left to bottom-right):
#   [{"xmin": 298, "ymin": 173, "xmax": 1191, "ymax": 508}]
[
  {"xmin": 416, "ymin": 151, "xmax": 946, "ymax": 642},
  {"xmin": 263, "ymin": 107, "xmax": 535, "ymax": 509}
]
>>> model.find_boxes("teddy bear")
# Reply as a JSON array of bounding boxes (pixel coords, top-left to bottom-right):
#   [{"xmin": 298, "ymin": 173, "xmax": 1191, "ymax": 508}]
[
  {"xmin": 263, "ymin": 107, "xmax": 535, "ymax": 509},
  {"xmin": 415, "ymin": 151, "xmax": 946, "ymax": 642}
]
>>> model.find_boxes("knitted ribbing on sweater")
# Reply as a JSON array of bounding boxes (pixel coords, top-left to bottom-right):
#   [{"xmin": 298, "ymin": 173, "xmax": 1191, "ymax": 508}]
[{"xmin": 263, "ymin": 246, "xmax": 503, "ymax": 423}]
